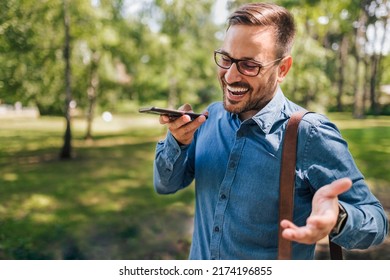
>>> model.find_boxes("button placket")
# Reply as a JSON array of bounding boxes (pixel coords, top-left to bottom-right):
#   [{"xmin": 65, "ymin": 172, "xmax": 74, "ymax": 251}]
[{"xmin": 209, "ymin": 128, "xmax": 246, "ymax": 260}]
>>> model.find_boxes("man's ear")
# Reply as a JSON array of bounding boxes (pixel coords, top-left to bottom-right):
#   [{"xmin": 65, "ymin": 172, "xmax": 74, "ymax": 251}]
[{"xmin": 277, "ymin": 56, "xmax": 293, "ymax": 83}]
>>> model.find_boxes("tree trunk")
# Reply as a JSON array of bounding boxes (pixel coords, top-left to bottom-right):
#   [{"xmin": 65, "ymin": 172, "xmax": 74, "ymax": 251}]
[
  {"xmin": 353, "ymin": 55, "xmax": 364, "ymax": 119},
  {"xmin": 336, "ymin": 36, "xmax": 348, "ymax": 112},
  {"xmin": 60, "ymin": 0, "xmax": 72, "ymax": 159},
  {"xmin": 363, "ymin": 58, "xmax": 370, "ymax": 114},
  {"xmin": 85, "ymin": 51, "xmax": 100, "ymax": 140},
  {"xmin": 369, "ymin": 2, "xmax": 389, "ymax": 115},
  {"xmin": 168, "ymin": 77, "xmax": 178, "ymax": 109},
  {"xmin": 369, "ymin": 55, "xmax": 379, "ymax": 115},
  {"xmin": 352, "ymin": 8, "xmax": 367, "ymax": 119}
]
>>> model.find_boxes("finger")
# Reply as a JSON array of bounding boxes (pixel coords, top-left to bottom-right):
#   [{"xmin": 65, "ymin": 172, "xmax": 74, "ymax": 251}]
[
  {"xmin": 195, "ymin": 114, "xmax": 207, "ymax": 123},
  {"xmin": 282, "ymin": 226, "xmax": 314, "ymax": 242},
  {"xmin": 179, "ymin": 115, "xmax": 206, "ymax": 133},
  {"xmin": 280, "ymin": 219, "xmax": 299, "ymax": 230},
  {"xmin": 169, "ymin": 115, "xmax": 192, "ymax": 130},
  {"xmin": 159, "ymin": 115, "xmax": 170, "ymax": 124},
  {"xmin": 200, "ymin": 111, "xmax": 209, "ymax": 119},
  {"xmin": 320, "ymin": 177, "xmax": 352, "ymax": 198}
]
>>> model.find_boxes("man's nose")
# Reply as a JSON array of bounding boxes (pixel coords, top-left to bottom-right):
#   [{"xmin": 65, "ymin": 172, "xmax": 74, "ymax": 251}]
[{"xmin": 224, "ymin": 62, "xmax": 242, "ymax": 84}]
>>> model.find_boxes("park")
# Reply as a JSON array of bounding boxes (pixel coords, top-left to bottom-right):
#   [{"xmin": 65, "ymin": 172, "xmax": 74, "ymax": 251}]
[
  {"xmin": 1, "ymin": 0, "xmax": 390, "ymax": 260},
  {"xmin": 0, "ymin": 111, "xmax": 389, "ymax": 259}
]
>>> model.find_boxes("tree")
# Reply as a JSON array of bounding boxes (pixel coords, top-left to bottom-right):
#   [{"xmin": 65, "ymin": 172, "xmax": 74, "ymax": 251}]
[
  {"xmin": 84, "ymin": 50, "xmax": 100, "ymax": 140},
  {"xmin": 131, "ymin": 0, "xmax": 221, "ymax": 110},
  {"xmin": 362, "ymin": 0, "xmax": 390, "ymax": 115},
  {"xmin": 60, "ymin": 0, "xmax": 73, "ymax": 159},
  {"xmin": 1, "ymin": 0, "xmax": 388, "ymax": 126},
  {"xmin": 0, "ymin": 0, "xmax": 64, "ymax": 112}
]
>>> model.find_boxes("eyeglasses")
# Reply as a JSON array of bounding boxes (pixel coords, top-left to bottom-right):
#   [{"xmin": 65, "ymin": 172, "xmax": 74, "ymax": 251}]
[{"xmin": 214, "ymin": 50, "xmax": 282, "ymax": 77}]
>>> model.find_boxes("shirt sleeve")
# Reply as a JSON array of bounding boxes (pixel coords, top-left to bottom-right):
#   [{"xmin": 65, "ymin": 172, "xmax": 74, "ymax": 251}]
[
  {"xmin": 153, "ymin": 131, "xmax": 196, "ymax": 194},
  {"xmin": 299, "ymin": 115, "xmax": 388, "ymax": 249}
]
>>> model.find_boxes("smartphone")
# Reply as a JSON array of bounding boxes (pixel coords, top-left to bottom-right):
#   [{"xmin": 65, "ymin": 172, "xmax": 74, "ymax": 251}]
[{"xmin": 139, "ymin": 107, "xmax": 207, "ymax": 121}]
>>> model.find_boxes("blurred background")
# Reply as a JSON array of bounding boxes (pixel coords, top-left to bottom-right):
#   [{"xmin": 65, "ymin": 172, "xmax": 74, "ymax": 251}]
[{"xmin": 0, "ymin": 0, "xmax": 389, "ymax": 259}]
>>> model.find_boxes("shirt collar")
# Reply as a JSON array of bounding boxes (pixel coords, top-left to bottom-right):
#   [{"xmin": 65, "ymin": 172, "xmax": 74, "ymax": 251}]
[{"xmin": 251, "ymin": 86, "xmax": 285, "ymax": 134}]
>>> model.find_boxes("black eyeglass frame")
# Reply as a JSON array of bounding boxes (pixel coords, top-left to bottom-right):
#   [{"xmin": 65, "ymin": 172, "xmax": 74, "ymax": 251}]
[{"xmin": 214, "ymin": 50, "xmax": 283, "ymax": 77}]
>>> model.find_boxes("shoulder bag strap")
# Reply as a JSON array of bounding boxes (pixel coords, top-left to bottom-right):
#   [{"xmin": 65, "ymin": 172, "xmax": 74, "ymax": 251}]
[{"xmin": 277, "ymin": 111, "xmax": 343, "ymax": 260}]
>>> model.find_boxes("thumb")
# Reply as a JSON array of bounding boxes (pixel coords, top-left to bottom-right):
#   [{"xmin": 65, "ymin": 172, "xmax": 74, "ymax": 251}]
[
  {"xmin": 320, "ymin": 177, "xmax": 352, "ymax": 198},
  {"xmin": 178, "ymin": 103, "xmax": 193, "ymax": 112}
]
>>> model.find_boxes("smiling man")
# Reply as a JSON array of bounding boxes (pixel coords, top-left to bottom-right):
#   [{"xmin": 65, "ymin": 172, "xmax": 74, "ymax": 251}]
[
  {"xmin": 153, "ymin": 2, "xmax": 388, "ymax": 259},
  {"xmin": 215, "ymin": 24, "xmax": 288, "ymax": 120}
]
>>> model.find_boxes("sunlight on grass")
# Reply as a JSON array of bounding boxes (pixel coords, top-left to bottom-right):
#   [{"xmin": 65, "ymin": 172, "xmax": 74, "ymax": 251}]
[
  {"xmin": 328, "ymin": 113, "xmax": 390, "ymax": 127},
  {"xmin": 30, "ymin": 213, "xmax": 58, "ymax": 223},
  {"xmin": 2, "ymin": 173, "xmax": 18, "ymax": 182},
  {"xmin": 0, "ymin": 113, "xmax": 388, "ymax": 259},
  {"xmin": 6, "ymin": 194, "xmax": 60, "ymax": 220},
  {"xmin": 22, "ymin": 194, "xmax": 58, "ymax": 210}
]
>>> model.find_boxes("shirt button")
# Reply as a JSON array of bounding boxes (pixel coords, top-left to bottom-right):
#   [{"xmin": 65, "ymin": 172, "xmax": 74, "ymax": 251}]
[
  {"xmin": 228, "ymin": 161, "xmax": 236, "ymax": 169},
  {"xmin": 220, "ymin": 194, "xmax": 227, "ymax": 200},
  {"xmin": 214, "ymin": 226, "xmax": 220, "ymax": 232}
]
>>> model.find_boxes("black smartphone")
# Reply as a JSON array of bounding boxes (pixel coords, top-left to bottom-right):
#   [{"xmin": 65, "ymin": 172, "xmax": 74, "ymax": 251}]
[{"xmin": 138, "ymin": 107, "xmax": 207, "ymax": 121}]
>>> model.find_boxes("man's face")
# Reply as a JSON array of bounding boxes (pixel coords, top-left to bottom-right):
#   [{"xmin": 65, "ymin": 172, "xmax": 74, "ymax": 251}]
[{"xmin": 217, "ymin": 25, "xmax": 282, "ymax": 120}]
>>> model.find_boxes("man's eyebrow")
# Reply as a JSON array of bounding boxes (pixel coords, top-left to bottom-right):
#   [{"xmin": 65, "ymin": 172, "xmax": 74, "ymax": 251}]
[
  {"xmin": 216, "ymin": 49, "xmax": 229, "ymax": 56},
  {"xmin": 218, "ymin": 49, "xmax": 258, "ymax": 61}
]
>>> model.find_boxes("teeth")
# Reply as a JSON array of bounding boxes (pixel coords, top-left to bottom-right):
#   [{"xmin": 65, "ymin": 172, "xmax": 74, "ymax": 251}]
[{"xmin": 227, "ymin": 85, "xmax": 248, "ymax": 94}]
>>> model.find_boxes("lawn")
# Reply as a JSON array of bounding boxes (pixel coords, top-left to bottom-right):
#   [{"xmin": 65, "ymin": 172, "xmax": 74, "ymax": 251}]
[
  {"xmin": 0, "ymin": 114, "xmax": 194, "ymax": 259},
  {"xmin": 0, "ymin": 113, "xmax": 389, "ymax": 259}
]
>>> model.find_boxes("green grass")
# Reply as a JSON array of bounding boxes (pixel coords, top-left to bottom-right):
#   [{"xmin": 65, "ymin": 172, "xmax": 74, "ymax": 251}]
[
  {"xmin": 0, "ymin": 115, "xmax": 194, "ymax": 259},
  {"xmin": 0, "ymin": 113, "xmax": 389, "ymax": 259},
  {"xmin": 329, "ymin": 114, "xmax": 390, "ymax": 211}
]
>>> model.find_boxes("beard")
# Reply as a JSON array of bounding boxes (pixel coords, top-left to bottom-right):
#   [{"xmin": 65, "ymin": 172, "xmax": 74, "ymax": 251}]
[{"xmin": 222, "ymin": 72, "xmax": 278, "ymax": 116}]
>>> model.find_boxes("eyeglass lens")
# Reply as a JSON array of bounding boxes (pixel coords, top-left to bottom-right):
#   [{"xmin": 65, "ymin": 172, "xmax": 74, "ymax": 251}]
[{"xmin": 214, "ymin": 52, "xmax": 261, "ymax": 76}]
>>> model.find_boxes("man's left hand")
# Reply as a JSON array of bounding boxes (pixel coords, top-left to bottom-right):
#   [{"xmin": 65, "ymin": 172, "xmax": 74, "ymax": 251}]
[{"xmin": 280, "ymin": 177, "xmax": 352, "ymax": 244}]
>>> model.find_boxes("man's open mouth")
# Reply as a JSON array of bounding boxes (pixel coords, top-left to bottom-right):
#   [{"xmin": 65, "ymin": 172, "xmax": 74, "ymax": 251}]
[
  {"xmin": 227, "ymin": 85, "xmax": 249, "ymax": 96},
  {"xmin": 226, "ymin": 84, "xmax": 250, "ymax": 102}
]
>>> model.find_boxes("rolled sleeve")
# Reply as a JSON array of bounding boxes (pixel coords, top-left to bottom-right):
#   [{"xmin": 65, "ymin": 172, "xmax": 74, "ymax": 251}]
[
  {"xmin": 331, "ymin": 197, "xmax": 388, "ymax": 249},
  {"xmin": 154, "ymin": 132, "xmax": 194, "ymax": 194},
  {"xmin": 300, "ymin": 115, "xmax": 389, "ymax": 249}
]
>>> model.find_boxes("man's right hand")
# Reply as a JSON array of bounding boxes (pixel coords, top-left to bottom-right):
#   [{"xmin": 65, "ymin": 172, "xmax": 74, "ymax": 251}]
[{"xmin": 159, "ymin": 104, "xmax": 207, "ymax": 145}]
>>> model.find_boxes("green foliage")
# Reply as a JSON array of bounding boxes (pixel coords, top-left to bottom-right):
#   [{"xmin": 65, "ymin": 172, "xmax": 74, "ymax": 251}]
[
  {"xmin": 130, "ymin": 0, "xmax": 220, "ymax": 108},
  {"xmin": 0, "ymin": 0, "xmax": 389, "ymax": 117},
  {"xmin": 0, "ymin": 0, "xmax": 64, "ymax": 109},
  {"xmin": 284, "ymin": 27, "xmax": 333, "ymax": 111}
]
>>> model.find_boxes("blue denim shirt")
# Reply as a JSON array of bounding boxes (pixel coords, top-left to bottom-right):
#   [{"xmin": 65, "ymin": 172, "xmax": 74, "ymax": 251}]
[{"xmin": 154, "ymin": 88, "xmax": 388, "ymax": 259}]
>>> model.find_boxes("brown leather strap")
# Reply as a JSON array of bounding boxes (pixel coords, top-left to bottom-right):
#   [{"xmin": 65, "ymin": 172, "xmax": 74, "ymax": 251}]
[
  {"xmin": 329, "ymin": 236, "xmax": 343, "ymax": 260},
  {"xmin": 278, "ymin": 111, "xmax": 306, "ymax": 260},
  {"xmin": 277, "ymin": 111, "xmax": 343, "ymax": 260}
]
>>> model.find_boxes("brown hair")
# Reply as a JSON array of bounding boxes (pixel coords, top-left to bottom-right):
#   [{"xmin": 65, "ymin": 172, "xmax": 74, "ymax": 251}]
[{"xmin": 227, "ymin": 3, "xmax": 296, "ymax": 58}]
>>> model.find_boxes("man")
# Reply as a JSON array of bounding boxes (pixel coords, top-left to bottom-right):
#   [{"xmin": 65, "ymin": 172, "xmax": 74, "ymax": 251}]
[{"xmin": 153, "ymin": 3, "xmax": 388, "ymax": 259}]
